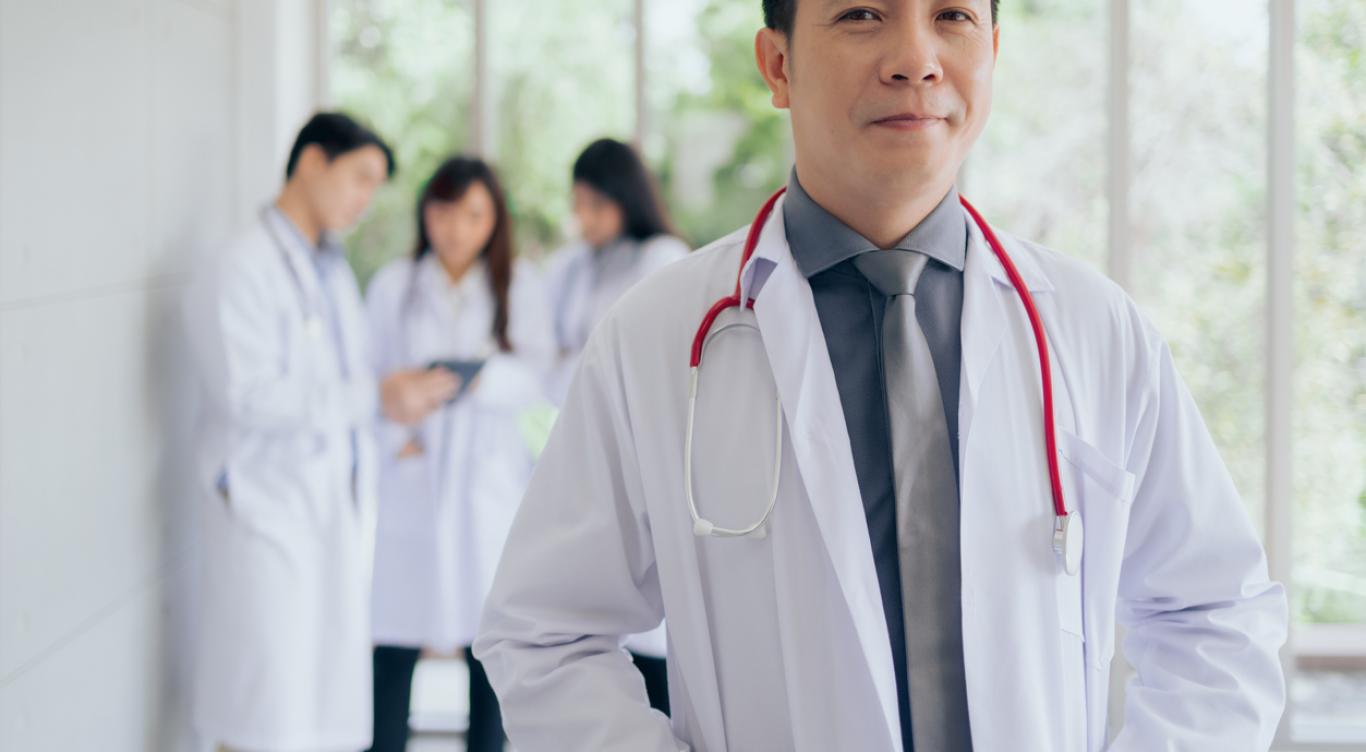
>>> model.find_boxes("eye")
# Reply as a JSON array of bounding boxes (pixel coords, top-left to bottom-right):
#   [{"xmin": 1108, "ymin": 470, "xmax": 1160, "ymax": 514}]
[
  {"xmin": 837, "ymin": 7, "xmax": 882, "ymax": 23},
  {"xmin": 938, "ymin": 9, "xmax": 975, "ymax": 23}
]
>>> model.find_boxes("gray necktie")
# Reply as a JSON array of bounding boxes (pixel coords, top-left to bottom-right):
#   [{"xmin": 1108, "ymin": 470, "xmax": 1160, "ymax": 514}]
[{"xmin": 854, "ymin": 250, "xmax": 973, "ymax": 751}]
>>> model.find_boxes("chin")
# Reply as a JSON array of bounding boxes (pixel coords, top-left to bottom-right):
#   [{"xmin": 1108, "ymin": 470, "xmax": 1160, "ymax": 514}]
[{"xmin": 864, "ymin": 157, "xmax": 941, "ymax": 186}]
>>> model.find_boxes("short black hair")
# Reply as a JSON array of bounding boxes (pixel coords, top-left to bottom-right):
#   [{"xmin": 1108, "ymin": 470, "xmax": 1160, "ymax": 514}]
[
  {"xmin": 572, "ymin": 138, "xmax": 676, "ymax": 243},
  {"xmin": 763, "ymin": 0, "xmax": 1000, "ymax": 35},
  {"xmin": 284, "ymin": 111, "xmax": 396, "ymax": 180}
]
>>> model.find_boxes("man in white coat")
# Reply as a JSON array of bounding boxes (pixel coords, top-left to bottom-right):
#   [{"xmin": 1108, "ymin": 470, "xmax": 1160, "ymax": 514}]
[
  {"xmin": 474, "ymin": 2, "xmax": 1288, "ymax": 750},
  {"xmin": 187, "ymin": 112, "xmax": 459, "ymax": 752}
]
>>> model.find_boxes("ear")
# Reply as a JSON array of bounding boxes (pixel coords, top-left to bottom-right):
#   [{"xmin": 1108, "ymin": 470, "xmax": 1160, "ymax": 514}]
[
  {"xmin": 298, "ymin": 143, "xmax": 330, "ymax": 177},
  {"xmin": 992, "ymin": 23, "xmax": 1000, "ymax": 59},
  {"xmin": 755, "ymin": 28, "xmax": 792, "ymax": 110}
]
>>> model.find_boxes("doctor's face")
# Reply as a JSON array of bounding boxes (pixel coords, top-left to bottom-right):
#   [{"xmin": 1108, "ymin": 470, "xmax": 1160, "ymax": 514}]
[
  {"xmin": 758, "ymin": 0, "xmax": 998, "ymax": 196},
  {"xmin": 425, "ymin": 181, "xmax": 498, "ymax": 274},
  {"xmin": 572, "ymin": 182, "xmax": 625, "ymax": 250},
  {"xmin": 308, "ymin": 144, "xmax": 389, "ymax": 233}
]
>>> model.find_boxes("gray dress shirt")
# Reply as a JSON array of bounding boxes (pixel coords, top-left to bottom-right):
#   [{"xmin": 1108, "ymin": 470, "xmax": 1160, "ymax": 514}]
[{"xmin": 782, "ymin": 173, "xmax": 967, "ymax": 751}]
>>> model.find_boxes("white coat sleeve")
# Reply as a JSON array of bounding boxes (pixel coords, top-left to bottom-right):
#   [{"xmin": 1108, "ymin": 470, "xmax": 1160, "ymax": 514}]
[
  {"xmin": 468, "ymin": 262, "xmax": 558, "ymax": 411},
  {"xmin": 193, "ymin": 251, "xmax": 376, "ymax": 436},
  {"xmin": 473, "ymin": 332, "xmax": 685, "ymax": 752},
  {"xmin": 363, "ymin": 263, "xmax": 417, "ymax": 460},
  {"xmin": 1108, "ymin": 318, "xmax": 1288, "ymax": 750}
]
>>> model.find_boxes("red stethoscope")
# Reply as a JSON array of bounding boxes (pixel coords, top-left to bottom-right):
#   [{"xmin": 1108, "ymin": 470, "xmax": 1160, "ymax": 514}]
[{"xmin": 684, "ymin": 188, "xmax": 1082, "ymax": 576}]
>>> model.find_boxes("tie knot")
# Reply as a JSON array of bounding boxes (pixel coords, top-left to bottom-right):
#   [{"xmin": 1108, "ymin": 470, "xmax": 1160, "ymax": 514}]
[{"xmin": 853, "ymin": 250, "xmax": 930, "ymax": 297}]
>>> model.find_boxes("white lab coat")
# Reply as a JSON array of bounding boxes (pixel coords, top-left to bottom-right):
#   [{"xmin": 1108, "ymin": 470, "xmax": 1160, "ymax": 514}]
[
  {"xmin": 544, "ymin": 234, "xmax": 690, "ymax": 404},
  {"xmin": 185, "ymin": 212, "xmax": 378, "ymax": 751},
  {"xmin": 542, "ymin": 233, "xmax": 688, "ymax": 659},
  {"xmin": 475, "ymin": 198, "xmax": 1288, "ymax": 751},
  {"xmin": 365, "ymin": 254, "xmax": 554, "ymax": 652}
]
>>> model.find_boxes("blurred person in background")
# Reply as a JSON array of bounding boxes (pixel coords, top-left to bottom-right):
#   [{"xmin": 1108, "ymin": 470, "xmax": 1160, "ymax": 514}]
[
  {"xmin": 544, "ymin": 138, "xmax": 691, "ymax": 405},
  {"xmin": 364, "ymin": 156, "xmax": 555, "ymax": 752},
  {"xmin": 540, "ymin": 137, "xmax": 691, "ymax": 714},
  {"xmin": 185, "ymin": 111, "xmax": 439, "ymax": 752}
]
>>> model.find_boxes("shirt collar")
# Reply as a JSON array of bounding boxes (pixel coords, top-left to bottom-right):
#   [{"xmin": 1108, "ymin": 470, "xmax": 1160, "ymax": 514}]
[
  {"xmin": 781, "ymin": 170, "xmax": 967, "ymax": 279},
  {"xmin": 267, "ymin": 205, "xmax": 345, "ymax": 266},
  {"xmin": 421, "ymin": 252, "xmax": 487, "ymax": 295}
]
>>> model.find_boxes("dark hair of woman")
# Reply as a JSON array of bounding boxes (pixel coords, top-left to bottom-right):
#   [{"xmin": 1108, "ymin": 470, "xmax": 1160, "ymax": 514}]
[{"xmin": 572, "ymin": 138, "xmax": 677, "ymax": 242}]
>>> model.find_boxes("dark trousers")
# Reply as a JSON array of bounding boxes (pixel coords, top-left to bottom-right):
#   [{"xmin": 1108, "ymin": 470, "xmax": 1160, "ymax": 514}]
[
  {"xmin": 366, "ymin": 644, "xmax": 505, "ymax": 752},
  {"xmin": 631, "ymin": 651, "xmax": 671, "ymax": 716}
]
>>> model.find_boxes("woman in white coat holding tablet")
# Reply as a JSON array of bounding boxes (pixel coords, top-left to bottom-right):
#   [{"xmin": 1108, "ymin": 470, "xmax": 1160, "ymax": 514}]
[{"xmin": 364, "ymin": 156, "xmax": 553, "ymax": 752}]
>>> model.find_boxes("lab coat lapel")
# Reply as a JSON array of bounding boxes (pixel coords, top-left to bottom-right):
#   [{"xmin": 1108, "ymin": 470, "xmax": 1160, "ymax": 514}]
[
  {"xmin": 415, "ymin": 254, "xmax": 463, "ymax": 332},
  {"xmin": 263, "ymin": 209, "xmax": 329, "ymax": 320},
  {"xmin": 957, "ymin": 216, "xmax": 1009, "ymax": 451},
  {"xmin": 743, "ymin": 200, "xmax": 903, "ymax": 750},
  {"xmin": 263, "ymin": 211, "xmax": 372, "ymax": 389},
  {"xmin": 956, "ymin": 213, "xmax": 1057, "ymax": 444},
  {"xmin": 957, "ymin": 212, "xmax": 1072, "ymax": 747},
  {"xmin": 406, "ymin": 254, "xmax": 489, "ymax": 365},
  {"xmin": 327, "ymin": 252, "xmax": 369, "ymax": 381}
]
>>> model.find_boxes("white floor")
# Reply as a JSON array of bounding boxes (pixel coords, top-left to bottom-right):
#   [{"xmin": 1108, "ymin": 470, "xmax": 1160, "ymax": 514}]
[
  {"xmin": 406, "ymin": 657, "xmax": 473, "ymax": 751},
  {"xmin": 406, "ymin": 735, "xmax": 467, "ymax": 752}
]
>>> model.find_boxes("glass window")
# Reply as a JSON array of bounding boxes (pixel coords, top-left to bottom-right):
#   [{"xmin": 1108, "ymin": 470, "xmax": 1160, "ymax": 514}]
[
  {"xmin": 963, "ymin": 0, "xmax": 1107, "ymax": 271},
  {"xmin": 490, "ymin": 0, "xmax": 636, "ymax": 257},
  {"xmin": 1130, "ymin": 0, "xmax": 1269, "ymax": 528},
  {"xmin": 1289, "ymin": 1, "xmax": 1366, "ymax": 741},
  {"xmin": 645, "ymin": 0, "xmax": 791, "ymax": 249},
  {"xmin": 331, "ymin": 0, "xmax": 474, "ymax": 286},
  {"xmin": 1292, "ymin": 0, "xmax": 1366, "ymax": 628}
]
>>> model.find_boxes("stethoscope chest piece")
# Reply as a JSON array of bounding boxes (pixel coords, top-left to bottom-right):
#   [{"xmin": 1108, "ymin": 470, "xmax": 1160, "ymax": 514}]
[{"xmin": 1053, "ymin": 512, "xmax": 1083, "ymax": 576}]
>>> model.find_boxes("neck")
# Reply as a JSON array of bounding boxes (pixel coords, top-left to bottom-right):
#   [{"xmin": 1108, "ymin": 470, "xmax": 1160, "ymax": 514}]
[
  {"xmin": 274, "ymin": 187, "xmax": 322, "ymax": 247},
  {"xmin": 592, "ymin": 236, "xmax": 622, "ymax": 253},
  {"xmin": 436, "ymin": 251, "xmax": 478, "ymax": 284},
  {"xmin": 796, "ymin": 169, "xmax": 955, "ymax": 250}
]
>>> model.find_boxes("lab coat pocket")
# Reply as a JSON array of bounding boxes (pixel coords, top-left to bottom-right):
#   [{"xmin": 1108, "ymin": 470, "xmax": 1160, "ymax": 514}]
[{"xmin": 1059, "ymin": 430, "xmax": 1135, "ymax": 669}]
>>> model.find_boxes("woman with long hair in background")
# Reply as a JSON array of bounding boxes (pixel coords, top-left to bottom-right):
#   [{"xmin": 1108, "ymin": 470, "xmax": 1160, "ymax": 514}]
[
  {"xmin": 542, "ymin": 137, "xmax": 691, "ymax": 713},
  {"xmin": 364, "ymin": 156, "xmax": 554, "ymax": 752}
]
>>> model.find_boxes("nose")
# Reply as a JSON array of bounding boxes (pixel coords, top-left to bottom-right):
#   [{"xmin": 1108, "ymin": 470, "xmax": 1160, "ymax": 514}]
[{"xmin": 882, "ymin": 17, "xmax": 943, "ymax": 86}]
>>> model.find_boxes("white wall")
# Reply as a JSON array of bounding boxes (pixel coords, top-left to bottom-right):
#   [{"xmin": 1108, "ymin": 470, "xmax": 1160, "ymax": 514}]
[{"xmin": 0, "ymin": 1, "xmax": 321, "ymax": 748}]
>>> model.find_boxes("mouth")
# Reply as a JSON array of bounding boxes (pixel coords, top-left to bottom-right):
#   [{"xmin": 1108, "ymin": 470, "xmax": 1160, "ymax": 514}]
[{"xmin": 871, "ymin": 113, "xmax": 947, "ymax": 131}]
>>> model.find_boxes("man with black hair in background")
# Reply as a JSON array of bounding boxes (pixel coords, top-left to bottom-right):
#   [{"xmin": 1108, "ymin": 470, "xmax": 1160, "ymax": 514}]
[{"xmin": 187, "ymin": 112, "xmax": 459, "ymax": 752}]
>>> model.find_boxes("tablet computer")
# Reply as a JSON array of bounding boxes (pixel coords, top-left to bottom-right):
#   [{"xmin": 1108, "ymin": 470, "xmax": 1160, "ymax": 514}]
[{"xmin": 429, "ymin": 359, "xmax": 486, "ymax": 402}]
